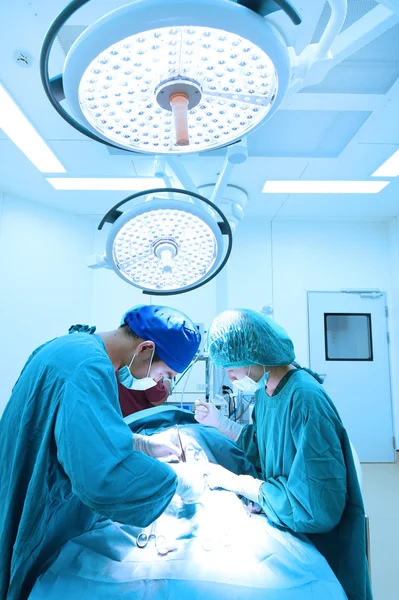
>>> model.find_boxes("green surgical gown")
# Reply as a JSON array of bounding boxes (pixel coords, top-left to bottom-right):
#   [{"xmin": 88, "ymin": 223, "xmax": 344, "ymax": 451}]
[
  {"xmin": 237, "ymin": 368, "xmax": 372, "ymax": 600},
  {"xmin": 0, "ymin": 333, "xmax": 177, "ymax": 600}
]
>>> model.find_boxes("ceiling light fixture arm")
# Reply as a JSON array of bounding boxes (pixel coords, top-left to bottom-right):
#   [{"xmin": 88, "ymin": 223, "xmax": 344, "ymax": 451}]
[
  {"xmin": 154, "ymin": 156, "xmax": 175, "ymax": 198},
  {"xmin": 289, "ymin": 0, "xmax": 348, "ymax": 92},
  {"xmin": 210, "ymin": 138, "xmax": 248, "ymax": 206},
  {"xmin": 164, "ymin": 156, "xmax": 202, "ymax": 207}
]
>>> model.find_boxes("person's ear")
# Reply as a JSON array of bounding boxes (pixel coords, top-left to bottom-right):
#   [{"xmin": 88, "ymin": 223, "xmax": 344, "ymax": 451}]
[{"xmin": 135, "ymin": 341, "xmax": 155, "ymax": 358}]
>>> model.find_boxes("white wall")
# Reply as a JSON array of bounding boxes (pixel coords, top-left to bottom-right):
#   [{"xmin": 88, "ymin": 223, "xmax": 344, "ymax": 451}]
[
  {"xmin": 224, "ymin": 217, "xmax": 273, "ymax": 312},
  {"xmin": 272, "ymin": 220, "xmax": 392, "ymax": 359},
  {"xmin": 273, "ymin": 219, "xmax": 399, "ymax": 451},
  {"xmin": 0, "ymin": 193, "xmax": 94, "ymax": 413}
]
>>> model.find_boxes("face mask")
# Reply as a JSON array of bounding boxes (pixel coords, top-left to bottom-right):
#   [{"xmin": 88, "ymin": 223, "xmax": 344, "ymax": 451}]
[
  {"xmin": 232, "ymin": 367, "xmax": 268, "ymax": 394},
  {"xmin": 118, "ymin": 347, "xmax": 157, "ymax": 391}
]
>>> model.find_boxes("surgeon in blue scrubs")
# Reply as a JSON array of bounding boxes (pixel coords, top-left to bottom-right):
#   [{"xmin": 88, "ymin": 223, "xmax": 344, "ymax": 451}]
[
  {"xmin": 0, "ymin": 305, "xmax": 202, "ymax": 600},
  {"xmin": 196, "ymin": 309, "xmax": 372, "ymax": 600}
]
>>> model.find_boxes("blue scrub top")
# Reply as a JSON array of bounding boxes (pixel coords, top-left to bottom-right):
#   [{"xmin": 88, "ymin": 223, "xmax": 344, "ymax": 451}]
[
  {"xmin": 0, "ymin": 333, "xmax": 177, "ymax": 600},
  {"xmin": 237, "ymin": 368, "xmax": 372, "ymax": 600}
]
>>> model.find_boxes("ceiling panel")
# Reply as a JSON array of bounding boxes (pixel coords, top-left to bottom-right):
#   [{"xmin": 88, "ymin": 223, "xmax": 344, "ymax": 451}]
[
  {"xmin": 272, "ymin": 178, "xmax": 399, "ymax": 219},
  {"xmin": 304, "ymin": 24, "xmax": 399, "ymax": 94},
  {"xmin": 0, "ymin": 0, "xmax": 398, "ymax": 221},
  {"xmin": 301, "ymin": 61, "xmax": 398, "ymax": 94},
  {"xmin": 199, "ymin": 110, "xmax": 372, "ymax": 158}
]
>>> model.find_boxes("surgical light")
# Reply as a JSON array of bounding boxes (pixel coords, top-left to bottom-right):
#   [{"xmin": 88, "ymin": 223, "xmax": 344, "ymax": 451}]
[
  {"xmin": 40, "ymin": 0, "xmax": 296, "ymax": 155},
  {"xmin": 97, "ymin": 188, "xmax": 232, "ymax": 295}
]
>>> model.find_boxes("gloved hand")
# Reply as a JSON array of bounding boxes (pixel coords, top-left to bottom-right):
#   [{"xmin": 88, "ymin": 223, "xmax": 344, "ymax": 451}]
[
  {"xmin": 169, "ymin": 462, "xmax": 206, "ymax": 503},
  {"xmin": 204, "ymin": 463, "xmax": 264, "ymax": 503},
  {"xmin": 133, "ymin": 430, "xmax": 181, "ymax": 459},
  {"xmin": 194, "ymin": 400, "xmax": 243, "ymax": 442},
  {"xmin": 194, "ymin": 400, "xmax": 221, "ymax": 428}
]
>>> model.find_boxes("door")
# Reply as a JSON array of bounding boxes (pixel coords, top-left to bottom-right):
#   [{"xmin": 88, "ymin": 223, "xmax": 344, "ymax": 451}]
[{"xmin": 308, "ymin": 291, "xmax": 395, "ymax": 462}]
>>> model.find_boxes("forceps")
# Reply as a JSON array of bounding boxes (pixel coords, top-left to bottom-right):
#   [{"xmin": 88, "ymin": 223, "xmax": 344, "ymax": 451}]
[{"xmin": 176, "ymin": 425, "xmax": 186, "ymax": 463}]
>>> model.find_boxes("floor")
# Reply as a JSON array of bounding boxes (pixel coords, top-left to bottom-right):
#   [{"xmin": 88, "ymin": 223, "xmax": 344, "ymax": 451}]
[{"xmin": 361, "ymin": 455, "xmax": 399, "ymax": 600}]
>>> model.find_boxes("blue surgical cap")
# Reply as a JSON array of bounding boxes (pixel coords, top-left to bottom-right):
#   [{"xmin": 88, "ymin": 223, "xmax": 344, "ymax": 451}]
[
  {"xmin": 208, "ymin": 309, "xmax": 295, "ymax": 369},
  {"xmin": 122, "ymin": 305, "xmax": 201, "ymax": 373}
]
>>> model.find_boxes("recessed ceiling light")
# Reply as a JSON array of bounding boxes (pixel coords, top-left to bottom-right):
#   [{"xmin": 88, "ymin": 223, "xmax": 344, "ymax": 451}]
[
  {"xmin": 372, "ymin": 150, "xmax": 399, "ymax": 178},
  {"xmin": 46, "ymin": 177, "xmax": 164, "ymax": 190},
  {"xmin": 262, "ymin": 180, "xmax": 390, "ymax": 194},
  {"xmin": 0, "ymin": 83, "xmax": 65, "ymax": 173}
]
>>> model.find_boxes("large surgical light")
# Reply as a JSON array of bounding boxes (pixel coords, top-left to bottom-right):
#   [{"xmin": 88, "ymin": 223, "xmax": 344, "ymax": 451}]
[
  {"xmin": 97, "ymin": 188, "xmax": 232, "ymax": 295},
  {"xmin": 41, "ymin": 0, "xmax": 296, "ymax": 154}
]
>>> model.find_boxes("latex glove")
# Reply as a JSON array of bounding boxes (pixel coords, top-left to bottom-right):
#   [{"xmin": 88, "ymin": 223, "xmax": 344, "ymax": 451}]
[
  {"xmin": 204, "ymin": 463, "xmax": 264, "ymax": 503},
  {"xmin": 195, "ymin": 400, "xmax": 243, "ymax": 442},
  {"xmin": 133, "ymin": 430, "xmax": 181, "ymax": 459},
  {"xmin": 169, "ymin": 462, "xmax": 206, "ymax": 503},
  {"xmin": 194, "ymin": 400, "xmax": 221, "ymax": 428}
]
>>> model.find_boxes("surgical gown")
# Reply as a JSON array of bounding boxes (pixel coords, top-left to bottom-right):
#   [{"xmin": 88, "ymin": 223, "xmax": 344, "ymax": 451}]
[
  {"xmin": 237, "ymin": 368, "xmax": 372, "ymax": 600},
  {"xmin": 0, "ymin": 333, "xmax": 177, "ymax": 600}
]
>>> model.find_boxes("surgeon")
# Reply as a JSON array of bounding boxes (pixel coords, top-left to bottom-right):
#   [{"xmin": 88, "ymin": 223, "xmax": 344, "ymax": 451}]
[
  {"xmin": 195, "ymin": 309, "xmax": 372, "ymax": 600},
  {"xmin": 0, "ymin": 305, "xmax": 204, "ymax": 600}
]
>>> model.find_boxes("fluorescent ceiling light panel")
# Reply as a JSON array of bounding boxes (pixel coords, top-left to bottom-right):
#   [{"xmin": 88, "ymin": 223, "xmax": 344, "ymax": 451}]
[
  {"xmin": 46, "ymin": 177, "xmax": 165, "ymax": 190},
  {"xmin": 0, "ymin": 83, "xmax": 66, "ymax": 173},
  {"xmin": 372, "ymin": 150, "xmax": 399, "ymax": 177},
  {"xmin": 262, "ymin": 181, "xmax": 390, "ymax": 194}
]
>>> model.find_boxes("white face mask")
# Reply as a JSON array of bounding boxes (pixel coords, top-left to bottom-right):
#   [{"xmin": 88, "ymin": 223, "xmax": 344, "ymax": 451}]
[
  {"xmin": 232, "ymin": 367, "xmax": 268, "ymax": 394},
  {"xmin": 118, "ymin": 347, "xmax": 157, "ymax": 391}
]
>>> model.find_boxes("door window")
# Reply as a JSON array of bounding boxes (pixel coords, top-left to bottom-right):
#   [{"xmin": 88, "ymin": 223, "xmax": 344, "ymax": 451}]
[{"xmin": 324, "ymin": 313, "xmax": 373, "ymax": 361}]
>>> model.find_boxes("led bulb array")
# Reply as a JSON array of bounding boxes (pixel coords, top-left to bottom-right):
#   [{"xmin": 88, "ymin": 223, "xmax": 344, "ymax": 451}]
[
  {"xmin": 78, "ymin": 26, "xmax": 278, "ymax": 153},
  {"xmin": 112, "ymin": 207, "xmax": 218, "ymax": 290}
]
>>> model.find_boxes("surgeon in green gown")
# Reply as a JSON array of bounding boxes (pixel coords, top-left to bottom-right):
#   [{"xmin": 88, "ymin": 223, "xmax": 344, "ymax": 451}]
[
  {"xmin": 195, "ymin": 309, "xmax": 372, "ymax": 600},
  {"xmin": 0, "ymin": 305, "xmax": 203, "ymax": 600}
]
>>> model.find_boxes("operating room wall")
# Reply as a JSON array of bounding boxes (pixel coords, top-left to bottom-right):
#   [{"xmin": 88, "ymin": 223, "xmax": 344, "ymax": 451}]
[
  {"xmin": 224, "ymin": 217, "xmax": 273, "ymax": 312},
  {"xmin": 271, "ymin": 219, "xmax": 399, "ymax": 449},
  {"xmin": 0, "ymin": 193, "xmax": 94, "ymax": 414}
]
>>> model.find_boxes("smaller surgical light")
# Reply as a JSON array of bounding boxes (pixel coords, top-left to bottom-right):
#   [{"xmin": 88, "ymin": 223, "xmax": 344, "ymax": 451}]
[{"xmin": 99, "ymin": 188, "xmax": 232, "ymax": 295}]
